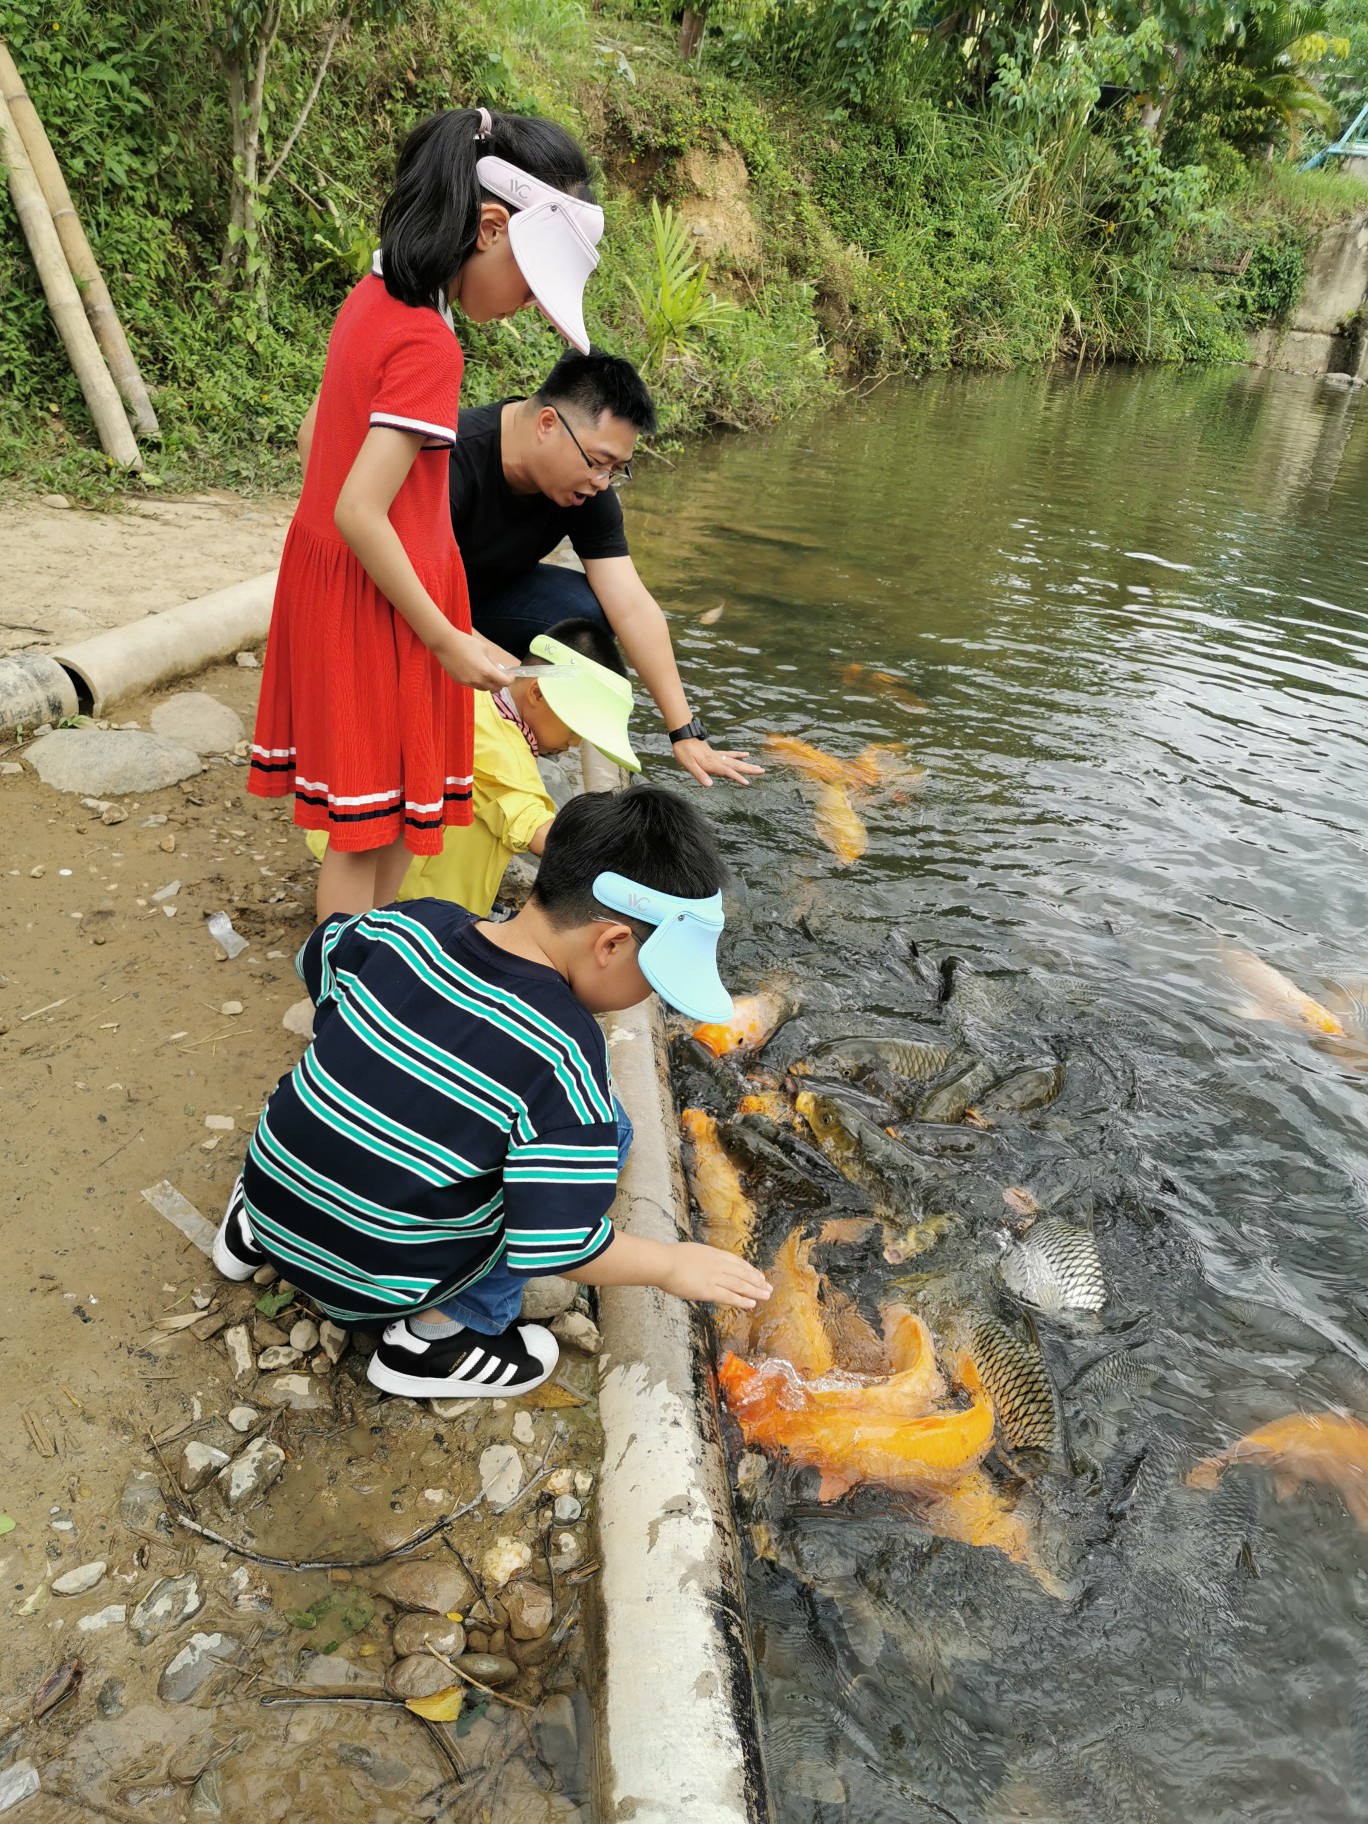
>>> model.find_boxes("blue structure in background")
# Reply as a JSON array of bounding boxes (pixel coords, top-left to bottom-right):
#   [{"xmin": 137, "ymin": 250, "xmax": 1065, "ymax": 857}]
[{"xmin": 1301, "ymin": 100, "xmax": 1368, "ymax": 169}]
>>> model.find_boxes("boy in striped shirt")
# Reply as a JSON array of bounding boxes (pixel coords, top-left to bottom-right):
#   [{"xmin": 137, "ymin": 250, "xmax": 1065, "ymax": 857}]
[{"xmin": 213, "ymin": 786, "xmax": 770, "ymax": 1397}]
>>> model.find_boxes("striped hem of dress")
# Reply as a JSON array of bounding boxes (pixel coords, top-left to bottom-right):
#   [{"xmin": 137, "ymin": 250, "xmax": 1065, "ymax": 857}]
[{"xmin": 248, "ymin": 750, "xmax": 474, "ymax": 831}]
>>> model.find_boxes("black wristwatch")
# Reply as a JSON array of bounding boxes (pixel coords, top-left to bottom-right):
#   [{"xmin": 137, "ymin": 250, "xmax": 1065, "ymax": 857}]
[{"xmin": 668, "ymin": 716, "xmax": 708, "ymax": 745}]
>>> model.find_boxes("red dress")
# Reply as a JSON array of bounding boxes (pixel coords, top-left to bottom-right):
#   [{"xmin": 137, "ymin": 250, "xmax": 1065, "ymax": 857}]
[{"xmin": 249, "ymin": 276, "xmax": 474, "ymax": 853}]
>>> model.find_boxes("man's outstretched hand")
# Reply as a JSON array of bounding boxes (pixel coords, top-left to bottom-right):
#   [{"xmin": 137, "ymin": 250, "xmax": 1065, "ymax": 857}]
[{"xmin": 673, "ymin": 737, "xmax": 765, "ymax": 789}]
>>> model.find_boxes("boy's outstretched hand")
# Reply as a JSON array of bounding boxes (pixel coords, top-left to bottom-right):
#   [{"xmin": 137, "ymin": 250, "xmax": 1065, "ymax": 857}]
[{"xmin": 660, "ymin": 1242, "xmax": 773, "ymax": 1310}]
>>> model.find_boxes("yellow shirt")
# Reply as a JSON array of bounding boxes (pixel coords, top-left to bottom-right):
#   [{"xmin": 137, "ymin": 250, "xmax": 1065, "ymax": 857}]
[{"xmin": 306, "ymin": 691, "xmax": 554, "ymax": 917}]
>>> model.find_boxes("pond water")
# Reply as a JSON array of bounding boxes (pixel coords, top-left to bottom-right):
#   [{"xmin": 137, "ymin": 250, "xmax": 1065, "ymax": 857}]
[{"xmin": 629, "ymin": 366, "xmax": 1368, "ymax": 1823}]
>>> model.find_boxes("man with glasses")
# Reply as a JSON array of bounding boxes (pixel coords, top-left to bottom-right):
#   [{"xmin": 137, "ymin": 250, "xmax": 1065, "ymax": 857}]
[{"xmin": 449, "ymin": 349, "xmax": 759, "ymax": 788}]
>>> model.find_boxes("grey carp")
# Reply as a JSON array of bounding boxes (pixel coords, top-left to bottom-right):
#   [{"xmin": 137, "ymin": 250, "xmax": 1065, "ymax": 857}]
[
  {"xmin": 970, "ymin": 1318, "xmax": 1061, "ymax": 1454},
  {"xmin": 915, "ymin": 1059, "xmax": 1000, "ymax": 1124},
  {"xmin": 792, "ymin": 1037, "xmax": 970, "ymax": 1092},
  {"xmin": 998, "ymin": 1217, "xmax": 1107, "ymax": 1314},
  {"xmin": 981, "ymin": 1062, "xmax": 1065, "ymax": 1114},
  {"xmin": 793, "ymin": 1090, "xmax": 929, "ymax": 1207}
]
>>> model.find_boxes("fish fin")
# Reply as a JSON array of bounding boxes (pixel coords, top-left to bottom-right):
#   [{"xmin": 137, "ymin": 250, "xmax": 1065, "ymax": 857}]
[
  {"xmin": 1186, "ymin": 1457, "xmax": 1224, "ymax": 1490},
  {"xmin": 963, "ymin": 1107, "xmax": 993, "ymax": 1130},
  {"xmin": 1271, "ymin": 1468, "xmax": 1303, "ymax": 1502},
  {"xmin": 817, "ymin": 1471, "xmax": 854, "ymax": 1503}
]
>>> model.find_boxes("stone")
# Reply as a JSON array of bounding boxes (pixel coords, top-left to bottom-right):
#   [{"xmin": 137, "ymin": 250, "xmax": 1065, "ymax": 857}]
[
  {"xmin": 158, "ymin": 1631, "xmax": 245, "ymax": 1704},
  {"xmin": 179, "ymin": 1442, "xmax": 230, "ymax": 1493},
  {"xmin": 310, "ymin": 1352, "xmax": 331, "ymax": 1376},
  {"xmin": 573, "ymin": 1471, "xmax": 593, "ymax": 1498},
  {"xmin": 319, "ymin": 1320, "xmax": 347, "ymax": 1364},
  {"xmin": 28, "ymin": 729, "xmax": 203, "ymax": 796},
  {"xmin": 95, "ymin": 1678, "xmax": 125, "ymax": 1717},
  {"xmin": 150, "ymin": 693, "xmax": 244, "ymax": 756},
  {"xmin": 0, "ymin": 762, "xmax": 21, "ymax": 775},
  {"xmin": 227, "ymin": 1405, "xmax": 258, "ymax": 1432},
  {"xmin": 0, "ymin": 1762, "xmax": 39, "ymax": 1813},
  {"xmin": 40, "ymin": 492, "xmax": 69, "ymax": 509},
  {"xmin": 252, "ymin": 1265, "xmax": 277, "ymax": 1285},
  {"xmin": 227, "ymin": 1565, "xmax": 273, "ymax": 1612},
  {"xmin": 256, "ymin": 1372, "xmax": 329, "ymax": 1412},
  {"xmin": 502, "ymin": 1581, "xmax": 554, "ymax": 1641},
  {"xmin": 204, "ymin": 1113, "xmax": 235, "ymax": 1132},
  {"xmin": 553, "ymin": 1495, "xmax": 582, "ymax": 1524},
  {"xmin": 519, "ymin": 1276, "xmax": 579, "ymax": 1323},
  {"xmin": 533, "ymin": 1693, "xmax": 579, "ymax": 1782},
  {"xmin": 282, "ymin": 997, "xmax": 315, "ymax": 1039},
  {"xmin": 456, "ymin": 1653, "xmax": 517, "ymax": 1688},
  {"xmin": 429, "ymin": 1398, "xmax": 476, "ymax": 1419},
  {"xmin": 289, "ymin": 1318, "xmax": 319, "ymax": 1353},
  {"xmin": 152, "ymin": 878, "xmax": 181, "ymax": 902},
  {"xmin": 160, "ymin": 833, "xmax": 177, "ymax": 852},
  {"xmin": 101, "ymin": 804, "xmax": 128, "ymax": 825},
  {"xmin": 304, "ymin": 1652, "xmax": 385, "ymax": 1690},
  {"xmin": 479, "ymin": 1443, "xmax": 524, "ymax": 1507},
  {"xmin": 390, "ymin": 1613, "xmax": 467, "ymax": 1659},
  {"xmin": 549, "ymin": 1312, "xmax": 600, "ymax": 1356},
  {"xmin": 188, "ymin": 1768, "xmax": 223, "ymax": 1818},
  {"xmin": 257, "ymin": 1345, "xmax": 301, "ymax": 1371},
  {"xmin": 550, "ymin": 1532, "xmax": 581, "ymax": 1574},
  {"xmin": 235, "ymin": 651, "xmax": 260, "ymax": 668},
  {"xmin": 376, "ymin": 1559, "xmax": 474, "ymax": 1617},
  {"xmin": 119, "ymin": 1469, "xmax": 166, "ymax": 1535},
  {"xmin": 512, "ymin": 1410, "xmax": 535, "ymax": 1447},
  {"xmin": 77, "ymin": 1603, "xmax": 127, "ymax": 1632},
  {"xmin": 387, "ymin": 1654, "xmax": 457, "ymax": 1701},
  {"xmin": 217, "ymin": 1437, "xmax": 286, "ymax": 1508},
  {"xmin": 481, "ymin": 1537, "xmax": 532, "ymax": 1590},
  {"xmin": 52, "ymin": 1559, "xmax": 107, "ymax": 1596},
  {"xmin": 220, "ymin": 999, "xmax": 243, "ymax": 1016},
  {"xmin": 130, "ymin": 1573, "xmax": 202, "ymax": 1644},
  {"xmin": 224, "ymin": 1324, "xmax": 253, "ymax": 1380},
  {"xmin": 255, "ymin": 1318, "xmax": 289, "ymax": 1347}
]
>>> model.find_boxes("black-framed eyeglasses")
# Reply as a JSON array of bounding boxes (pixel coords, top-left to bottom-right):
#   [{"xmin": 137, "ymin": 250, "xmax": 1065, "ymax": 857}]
[{"xmin": 552, "ymin": 407, "xmax": 632, "ymax": 487}]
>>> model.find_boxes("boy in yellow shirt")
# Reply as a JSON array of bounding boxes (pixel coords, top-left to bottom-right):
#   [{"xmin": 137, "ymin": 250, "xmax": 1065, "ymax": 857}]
[{"xmin": 308, "ymin": 618, "xmax": 639, "ymax": 917}]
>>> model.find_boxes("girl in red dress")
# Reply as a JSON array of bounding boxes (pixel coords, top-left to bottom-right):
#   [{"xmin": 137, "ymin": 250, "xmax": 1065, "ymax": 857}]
[{"xmin": 249, "ymin": 107, "xmax": 605, "ymax": 921}]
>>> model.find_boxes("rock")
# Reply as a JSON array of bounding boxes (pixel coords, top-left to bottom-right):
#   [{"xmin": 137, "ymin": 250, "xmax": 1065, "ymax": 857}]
[
  {"xmin": 456, "ymin": 1653, "xmax": 517, "ymax": 1688},
  {"xmin": 257, "ymin": 1345, "xmax": 301, "ymax": 1371},
  {"xmin": 553, "ymin": 1495, "xmax": 582, "ymax": 1524},
  {"xmin": 303, "ymin": 1652, "xmax": 385, "ymax": 1690},
  {"xmin": 519, "ymin": 1276, "xmax": 579, "ymax": 1323},
  {"xmin": 479, "ymin": 1443, "xmax": 524, "ymax": 1507},
  {"xmin": 130, "ymin": 1573, "xmax": 202, "ymax": 1644},
  {"xmin": 224, "ymin": 1324, "xmax": 253, "ymax": 1380},
  {"xmin": 150, "ymin": 693, "xmax": 245, "ymax": 756},
  {"xmin": 52, "ymin": 1559, "xmax": 107, "ymax": 1596},
  {"xmin": 152, "ymin": 878, "xmax": 181, "ymax": 902},
  {"xmin": 235, "ymin": 650, "xmax": 260, "ymax": 668},
  {"xmin": 77, "ymin": 1603, "xmax": 127, "ymax": 1632},
  {"xmin": 282, "ymin": 998, "xmax": 315, "ymax": 1039},
  {"xmin": 573, "ymin": 1471, "xmax": 593, "ymax": 1498},
  {"xmin": 0, "ymin": 1761, "xmax": 39, "ymax": 1813},
  {"xmin": 217, "ymin": 1437, "xmax": 286, "ymax": 1508},
  {"xmin": 252, "ymin": 1265, "xmax": 277, "ymax": 1286},
  {"xmin": 390, "ymin": 1613, "xmax": 467, "ymax": 1659},
  {"xmin": 160, "ymin": 833, "xmax": 177, "ymax": 853},
  {"xmin": 221, "ymin": 999, "xmax": 243, "ymax": 1015},
  {"xmin": 188, "ymin": 1768, "xmax": 223, "ymax": 1818},
  {"xmin": 179, "ymin": 1442, "xmax": 230, "ymax": 1493},
  {"xmin": 545, "ymin": 1468, "xmax": 574, "ymax": 1497},
  {"xmin": 254, "ymin": 1318, "xmax": 289, "ymax": 1347},
  {"xmin": 533, "ymin": 1693, "xmax": 579, "ymax": 1783},
  {"xmin": 158, "ymin": 1631, "xmax": 245, "ymax": 1704},
  {"xmin": 40, "ymin": 492, "xmax": 69, "ymax": 509},
  {"xmin": 95, "ymin": 1678, "xmax": 125, "ymax": 1717},
  {"xmin": 319, "ymin": 1320, "xmax": 347, "ymax": 1364},
  {"xmin": 481, "ymin": 1537, "xmax": 532, "ymax": 1590},
  {"xmin": 310, "ymin": 1351, "xmax": 332, "ymax": 1376},
  {"xmin": 502, "ymin": 1581, "xmax": 554, "ymax": 1641},
  {"xmin": 101, "ymin": 804, "xmax": 128, "ymax": 825},
  {"xmin": 289, "ymin": 1318, "xmax": 320, "ymax": 1353},
  {"xmin": 119, "ymin": 1469, "xmax": 167, "ymax": 1535},
  {"xmin": 227, "ymin": 1405, "xmax": 258, "ymax": 1432},
  {"xmin": 429, "ymin": 1397, "xmax": 475, "ymax": 1419},
  {"xmin": 256, "ymin": 1372, "xmax": 329, "ymax": 1412},
  {"xmin": 0, "ymin": 761, "xmax": 21, "ymax": 775},
  {"xmin": 388, "ymin": 1654, "xmax": 457, "ymax": 1701},
  {"xmin": 204, "ymin": 1112, "xmax": 235, "ymax": 1132},
  {"xmin": 28, "ymin": 729, "xmax": 203, "ymax": 796},
  {"xmin": 513, "ymin": 1410, "xmax": 535, "ymax": 1447},
  {"xmin": 550, "ymin": 1312, "xmax": 600, "ymax": 1355},
  {"xmin": 227, "ymin": 1565, "xmax": 273, "ymax": 1612},
  {"xmin": 376, "ymin": 1559, "xmax": 474, "ymax": 1617},
  {"xmin": 550, "ymin": 1532, "xmax": 581, "ymax": 1574}
]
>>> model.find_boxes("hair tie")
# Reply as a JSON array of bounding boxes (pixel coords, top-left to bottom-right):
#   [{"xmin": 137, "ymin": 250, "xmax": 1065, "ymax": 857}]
[{"xmin": 474, "ymin": 106, "xmax": 492, "ymax": 142}]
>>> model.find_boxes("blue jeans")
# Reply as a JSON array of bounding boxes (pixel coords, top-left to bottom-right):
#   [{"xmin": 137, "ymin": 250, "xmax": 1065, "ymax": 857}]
[
  {"xmin": 436, "ymin": 1097, "xmax": 633, "ymax": 1335},
  {"xmin": 472, "ymin": 563, "xmax": 607, "ymax": 659}
]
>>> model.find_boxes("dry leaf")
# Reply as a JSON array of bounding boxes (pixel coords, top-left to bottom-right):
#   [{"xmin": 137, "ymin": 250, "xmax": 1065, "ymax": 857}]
[
  {"xmin": 699, "ymin": 605, "xmax": 724, "ymax": 625},
  {"xmin": 525, "ymin": 1382, "xmax": 586, "ymax": 1410},
  {"xmin": 155, "ymin": 1313, "xmax": 205, "ymax": 1333},
  {"xmin": 405, "ymin": 1686, "xmax": 463, "ymax": 1722}
]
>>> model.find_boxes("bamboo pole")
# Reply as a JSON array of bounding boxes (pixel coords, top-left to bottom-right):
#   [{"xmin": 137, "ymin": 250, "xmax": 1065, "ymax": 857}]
[
  {"xmin": 0, "ymin": 40, "xmax": 158, "ymax": 437},
  {"xmin": 0, "ymin": 87, "xmax": 141, "ymax": 470}
]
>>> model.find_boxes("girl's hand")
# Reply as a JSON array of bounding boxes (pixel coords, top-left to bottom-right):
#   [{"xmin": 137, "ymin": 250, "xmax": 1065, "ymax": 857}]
[
  {"xmin": 672, "ymin": 737, "xmax": 765, "ymax": 789},
  {"xmin": 436, "ymin": 628, "xmax": 520, "ymax": 691},
  {"xmin": 659, "ymin": 1242, "xmax": 773, "ymax": 1310}
]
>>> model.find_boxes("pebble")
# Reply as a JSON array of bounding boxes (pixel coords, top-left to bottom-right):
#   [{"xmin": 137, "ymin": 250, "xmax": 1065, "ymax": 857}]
[
  {"xmin": 573, "ymin": 1470, "xmax": 593, "ymax": 1497},
  {"xmin": 533, "ymin": 1694, "xmax": 579, "ymax": 1784},
  {"xmin": 217, "ymin": 1437, "xmax": 286, "ymax": 1508},
  {"xmin": 553, "ymin": 1495, "xmax": 583, "ymax": 1524},
  {"xmin": 0, "ymin": 762, "xmax": 21, "ymax": 775},
  {"xmin": 29, "ymin": 865, "xmax": 44, "ymax": 879},
  {"xmin": 119, "ymin": 1469, "xmax": 167, "ymax": 1535},
  {"xmin": 255, "ymin": 1318, "xmax": 289, "ymax": 1346},
  {"xmin": 40, "ymin": 491, "xmax": 69, "ymax": 508},
  {"xmin": 158, "ymin": 1631, "xmax": 245, "ymax": 1704},
  {"xmin": 545, "ymin": 1468, "xmax": 574, "ymax": 1497},
  {"xmin": 151, "ymin": 878, "xmax": 181, "ymax": 902},
  {"xmin": 77, "ymin": 1603, "xmax": 127, "ymax": 1632},
  {"xmin": 310, "ymin": 1351, "xmax": 332, "ymax": 1376},
  {"xmin": 179, "ymin": 1442, "xmax": 230, "ymax": 1493},
  {"xmin": 550, "ymin": 1311, "xmax": 601, "ymax": 1355},
  {"xmin": 228, "ymin": 1565, "xmax": 273, "ymax": 1612},
  {"xmin": 221, "ymin": 1000, "xmax": 243, "ymax": 1016},
  {"xmin": 130, "ymin": 1573, "xmax": 202, "ymax": 1644},
  {"xmin": 224, "ymin": 1324, "xmax": 253, "ymax": 1380},
  {"xmin": 319, "ymin": 1320, "xmax": 347, "ymax": 1364},
  {"xmin": 376, "ymin": 1559, "xmax": 474, "ymax": 1617},
  {"xmin": 550, "ymin": 1531, "xmax": 582, "ymax": 1573},
  {"xmin": 0, "ymin": 1762, "xmax": 40, "ymax": 1813},
  {"xmin": 304, "ymin": 1652, "xmax": 384, "ymax": 1691},
  {"xmin": 160, "ymin": 833, "xmax": 176, "ymax": 852},
  {"xmin": 204, "ymin": 1113, "xmax": 235, "ymax": 1132},
  {"xmin": 256, "ymin": 1373, "xmax": 329, "ymax": 1412},
  {"xmin": 235, "ymin": 651, "xmax": 260, "ymax": 668},
  {"xmin": 456, "ymin": 1653, "xmax": 517, "ymax": 1688},
  {"xmin": 28, "ymin": 729, "xmax": 203, "ymax": 796},
  {"xmin": 479, "ymin": 1443, "xmax": 524, "ymax": 1507},
  {"xmin": 289, "ymin": 1317, "xmax": 320, "ymax": 1353},
  {"xmin": 101, "ymin": 804, "xmax": 128, "ymax": 825},
  {"xmin": 95, "ymin": 1678, "xmax": 125, "ymax": 1718},
  {"xmin": 150, "ymin": 692, "xmax": 245, "ymax": 756},
  {"xmin": 519, "ymin": 1275, "xmax": 579, "ymax": 1323},
  {"xmin": 227, "ymin": 1405, "xmax": 258, "ymax": 1433},
  {"xmin": 387, "ymin": 1653, "xmax": 457, "ymax": 1701},
  {"xmin": 390, "ymin": 1613, "xmax": 467, "ymax": 1659},
  {"xmin": 512, "ymin": 1410, "xmax": 535, "ymax": 1446},
  {"xmin": 257, "ymin": 1345, "xmax": 301, "ymax": 1371},
  {"xmin": 282, "ymin": 997, "xmax": 315, "ymax": 1039},
  {"xmin": 52, "ymin": 1559, "xmax": 107, "ymax": 1596},
  {"xmin": 481, "ymin": 1536, "xmax": 532, "ymax": 1590},
  {"xmin": 502, "ymin": 1581, "xmax": 554, "ymax": 1641}
]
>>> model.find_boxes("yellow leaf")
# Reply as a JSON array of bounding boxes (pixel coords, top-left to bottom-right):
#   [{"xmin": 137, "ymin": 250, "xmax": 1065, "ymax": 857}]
[
  {"xmin": 405, "ymin": 1686, "xmax": 463, "ymax": 1722},
  {"xmin": 525, "ymin": 1382, "xmax": 586, "ymax": 1410},
  {"xmin": 444, "ymin": 1611, "xmax": 464, "ymax": 1623}
]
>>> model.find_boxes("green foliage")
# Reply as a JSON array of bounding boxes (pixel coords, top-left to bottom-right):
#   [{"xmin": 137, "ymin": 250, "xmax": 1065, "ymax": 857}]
[
  {"xmin": 626, "ymin": 199, "xmax": 740, "ymax": 369},
  {"xmin": 1233, "ymin": 236, "xmax": 1307, "ymax": 319}
]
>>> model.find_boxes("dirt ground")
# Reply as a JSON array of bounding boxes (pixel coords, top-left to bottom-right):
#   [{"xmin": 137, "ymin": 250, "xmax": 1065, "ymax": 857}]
[
  {"xmin": 0, "ymin": 493, "xmax": 293, "ymax": 658},
  {"xmin": 0, "ymin": 656, "xmax": 600, "ymax": 1822}
]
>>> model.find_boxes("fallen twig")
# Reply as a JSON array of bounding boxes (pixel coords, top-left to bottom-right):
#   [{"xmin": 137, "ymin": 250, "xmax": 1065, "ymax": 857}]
[
  {"xmin": 259, "ymin": 1692, "xmax": 465, "ymax": 1782},
  {"xmin": 19, "ymin": 996, "xmax": 69, "ymax": 1022},
  {"xmin": 170, "ymin": 1492, "xmax": 483, "ymax": 1570},
  {"xmin": 425, "ymin": 1646, "xmax": 533, "ymax": 1713}
]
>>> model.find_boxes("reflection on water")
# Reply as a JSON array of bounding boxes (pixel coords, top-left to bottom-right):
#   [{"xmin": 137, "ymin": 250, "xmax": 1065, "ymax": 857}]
[{"xmin": 634, "ymin": 366, "xmax": 1368, "ymax": 1822}]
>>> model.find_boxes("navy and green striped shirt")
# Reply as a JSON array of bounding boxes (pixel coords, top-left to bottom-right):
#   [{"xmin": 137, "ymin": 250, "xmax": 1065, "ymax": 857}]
[{"xmin": 241, "ymin": 903, "xmax": 619, "ymax": 1323}]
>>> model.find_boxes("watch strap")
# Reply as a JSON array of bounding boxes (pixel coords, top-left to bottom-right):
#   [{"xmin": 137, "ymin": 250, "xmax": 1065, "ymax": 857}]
[{"xmin": 668, "ymin": 716, "xmax": 708, "ymax": 744}]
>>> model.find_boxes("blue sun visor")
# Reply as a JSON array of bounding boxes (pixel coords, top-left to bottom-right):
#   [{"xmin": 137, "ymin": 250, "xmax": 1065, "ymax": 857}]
[{"xmin": 593, "ymin": 870, "xmax": 732, "ymax": 1024}]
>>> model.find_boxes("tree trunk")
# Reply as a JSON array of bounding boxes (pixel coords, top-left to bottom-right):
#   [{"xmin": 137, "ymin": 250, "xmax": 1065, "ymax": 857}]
[{"xmin": 679, "ymin": 8, "xmax": 706, "ymax": 62}]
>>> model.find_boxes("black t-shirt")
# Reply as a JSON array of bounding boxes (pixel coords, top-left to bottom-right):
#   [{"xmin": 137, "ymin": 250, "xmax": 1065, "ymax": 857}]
[{"xmin": 449, "ymin": 399, "xmax": 630, "ymax": 603}]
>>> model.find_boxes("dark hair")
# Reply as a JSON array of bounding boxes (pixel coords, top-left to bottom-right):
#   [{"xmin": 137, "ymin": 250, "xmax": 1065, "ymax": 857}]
[
  {"xmin": 536, "ymin": 349, "xmax": 658, "ymax": 436},
  {"xmin": 542, "ymin": 615, "xmax": 628, "ymax": 678},
  {"xmin": 533, "ymin": 787, "xmax": 727, "ymax": 932},
  {"xmin": 380, "ymin": 108, "xmax": 593, "ymax": 310}
]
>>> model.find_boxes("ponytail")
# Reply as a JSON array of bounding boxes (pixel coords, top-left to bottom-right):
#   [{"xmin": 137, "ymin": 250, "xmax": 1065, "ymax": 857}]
[{"xmin": 379, "ymin": 108, "xmax": 594, "ymax": 310}]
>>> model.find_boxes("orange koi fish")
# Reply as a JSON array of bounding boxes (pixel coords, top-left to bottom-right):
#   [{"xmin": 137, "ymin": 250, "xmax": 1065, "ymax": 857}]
[
  {"xmin": 841, "ymin": 663, "xmax": 928, "ymax": 715},
  {"xmin": 752, "ymin": 1230, "xmax": 833, "ymax": 1377},
  {"xmin": 855, "ymin": 743, "xmax": 928, "ymax": 794},
  {"xmin": 1188, "ymin": 1409, "xmax": 1368, "ymax": 1527},
  {"xmin": 813, "ymin": 782, "xmax": 868, "ymax": 867},
  {"xmin": 763, "ymin": 733, "xmax": 879, "ymax": 791},
  {"xmin": 680, "ymin": 1109, "xmax": 756, "ymax": 1259},
  {"xmin": 693, "ymin": 981, "xmax": 799, "ymax": 1059},
  {"xmin": 1220, "ymin": 944, "xmax": 1346, "ymax": 1037},
  {"xmin": 736, "ymin": 1091, "xmax": 799, "ymax": 1125},
  {"xmin": 920, "ymin": 1470, "xmax": 1070, "ymax": 1598}
]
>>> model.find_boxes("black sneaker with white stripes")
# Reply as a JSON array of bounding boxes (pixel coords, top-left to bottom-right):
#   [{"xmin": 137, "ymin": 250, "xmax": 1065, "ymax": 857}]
[
  {"xmin": 366, "ymin": 1317, "xmax": 558, "ymax": 1400},
  {"xmin": 213, "ymin": 1176, "xmax": 268, "ymax": 1282}
]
